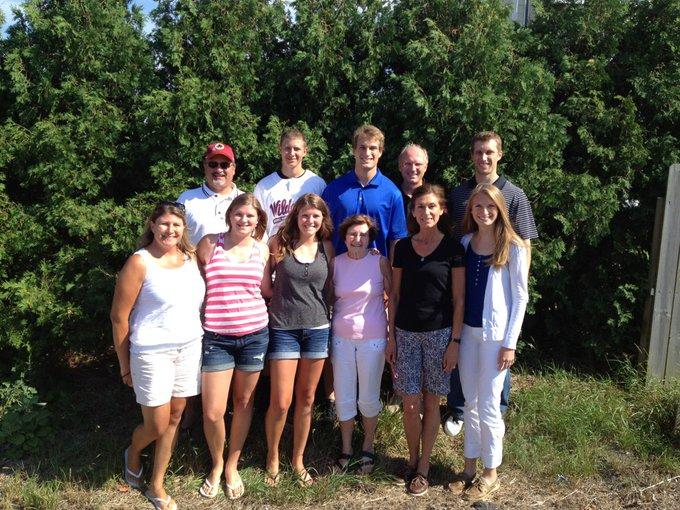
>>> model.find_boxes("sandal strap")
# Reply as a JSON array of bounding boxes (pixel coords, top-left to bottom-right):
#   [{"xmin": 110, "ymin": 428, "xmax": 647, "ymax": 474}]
[{"xmin": 358, "ymin": 451, "xmax": 376, "ymax": 464}]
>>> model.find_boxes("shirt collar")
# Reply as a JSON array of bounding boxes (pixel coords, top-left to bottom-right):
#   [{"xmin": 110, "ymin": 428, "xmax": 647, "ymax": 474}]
[
  {"xmin": 202, "ymin": 182, "xmax": 239, "ymax": 198},
  {"xmin": 466, "ymin": 175, "xmax": 507, "ymax": 190},
  {"xmin": 276, "ymin": 169, "xmax": 307, "ymax": 180},
  {"xmin": 350, "ymin": 168, "xmax": 383, "ymax": 188}
]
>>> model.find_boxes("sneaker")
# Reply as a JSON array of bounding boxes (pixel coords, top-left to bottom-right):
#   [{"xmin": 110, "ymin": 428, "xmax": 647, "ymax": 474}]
[
  {"xmin": 463, "ymin": 477, "xmax": 500, "ymax": 501},
  {"xmin": 443, "ymin": 416, "xmax": 463, "ymax": 437},
  {"xmin": 407, "ymin": 473, "xmax": 429, "ymax": 497},
  {"xmin": 391, "ymin": 464, "xmax": 416, "ymax": 486}
]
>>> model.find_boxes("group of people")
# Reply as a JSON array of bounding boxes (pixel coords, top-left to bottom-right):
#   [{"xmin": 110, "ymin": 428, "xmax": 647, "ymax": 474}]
[{"xmin": 111, "ymin": 125, "xmax": 536, "ymax": 510}]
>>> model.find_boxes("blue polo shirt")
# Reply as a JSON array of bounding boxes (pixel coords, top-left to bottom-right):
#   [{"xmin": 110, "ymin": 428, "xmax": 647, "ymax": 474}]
[{"xmin": 322, "ymin": 169, "xmax": 408, "ymax": 256}]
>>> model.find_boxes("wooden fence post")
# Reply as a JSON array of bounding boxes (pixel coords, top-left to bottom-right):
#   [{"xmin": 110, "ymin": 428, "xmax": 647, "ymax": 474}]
[
  {"xmin": 638, "ymin": 197, "xmax": 665, "ymax": 364},
  {"xmin": 647, "ymin": 164, "xmax": 680, "ymax": 383}
]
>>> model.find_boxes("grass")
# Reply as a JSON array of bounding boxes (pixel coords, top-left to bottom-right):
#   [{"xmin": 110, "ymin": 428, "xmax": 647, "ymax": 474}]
[
  {"xmin": 505, "ymin": 368, "xmax": 680, "ymax": 478},
  {"xmin": 1, "ymin": 363, "xmax": 678, "ymax": 508}
]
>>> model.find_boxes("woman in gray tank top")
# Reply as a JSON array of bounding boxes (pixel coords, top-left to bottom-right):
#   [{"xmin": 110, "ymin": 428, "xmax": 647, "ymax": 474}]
[{"xmin": 263, "ymin": 193, "xmax": 334, "ymax": 487}]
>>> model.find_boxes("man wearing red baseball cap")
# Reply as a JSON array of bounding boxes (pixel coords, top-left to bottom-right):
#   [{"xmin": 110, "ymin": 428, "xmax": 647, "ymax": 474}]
[{"xmin": 178, "ymin": 142, "xmax": 243, "ymax": 245}]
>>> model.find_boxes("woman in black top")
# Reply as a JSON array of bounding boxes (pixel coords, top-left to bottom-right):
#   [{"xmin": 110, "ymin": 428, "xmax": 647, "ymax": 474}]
[{"xmin": 386, "ymin": 183, "xmax": 465, "ymax": 497}]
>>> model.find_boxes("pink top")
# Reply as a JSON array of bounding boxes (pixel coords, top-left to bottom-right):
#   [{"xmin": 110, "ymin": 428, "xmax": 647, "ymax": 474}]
[
  {"xmin": 332, "ymin": 253, "xmax": 387, "ymax": 340},
  {"xmin": 203, "ymin": 233, "xmax": 268, "ymax": 336}
]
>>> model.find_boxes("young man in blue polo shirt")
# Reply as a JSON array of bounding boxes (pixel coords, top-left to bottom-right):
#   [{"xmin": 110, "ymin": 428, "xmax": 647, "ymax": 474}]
[
  {"xmin": 320, "ymin": 125, "xmax": 408, "ymax": 421},
  {"xmin": 444, "ymin": 131, "xmax": 538, "ymax": 439},
  {"xmin": 322, "ymin": 125, "xmax": 408, "ymax": 257}
]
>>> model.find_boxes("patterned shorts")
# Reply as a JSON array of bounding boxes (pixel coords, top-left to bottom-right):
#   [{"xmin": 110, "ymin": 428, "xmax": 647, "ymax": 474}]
[{"xmin": 393, "ymin": 327, "xmax": 451, "ymax": 396}]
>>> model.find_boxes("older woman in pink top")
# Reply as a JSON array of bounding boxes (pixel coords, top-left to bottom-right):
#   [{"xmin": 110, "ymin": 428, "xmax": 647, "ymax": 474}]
[{"xmin": 331, "ymin": 214, "xmax": 392, "ymax": 475}]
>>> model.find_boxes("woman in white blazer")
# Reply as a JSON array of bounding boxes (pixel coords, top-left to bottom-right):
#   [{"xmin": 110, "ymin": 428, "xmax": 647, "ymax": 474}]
[{"xmin": 450, "ymin": 183, "xmax": 529, "ymax": 502}]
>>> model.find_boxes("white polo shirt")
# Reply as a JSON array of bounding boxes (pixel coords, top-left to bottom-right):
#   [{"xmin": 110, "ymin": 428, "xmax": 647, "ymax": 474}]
[{"xmin": 178, "ymin": 183, "xmax": 243, "ymax": 246}]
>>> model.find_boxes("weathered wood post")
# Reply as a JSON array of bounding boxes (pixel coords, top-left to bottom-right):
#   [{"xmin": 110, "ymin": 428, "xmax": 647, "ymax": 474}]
[{"xmin": 646, "ymin": 164, "xmax": 680, "ymax": 383}]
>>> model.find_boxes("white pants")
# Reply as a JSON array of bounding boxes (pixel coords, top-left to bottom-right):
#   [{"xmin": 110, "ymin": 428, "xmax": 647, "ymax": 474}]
[
  {"xmin": 458, "ymin": 325, "xmax": 506, "ymax": 469},
  {"xmin": 331, "ymin": 336, "xmax": 386, "ymax": 422}
]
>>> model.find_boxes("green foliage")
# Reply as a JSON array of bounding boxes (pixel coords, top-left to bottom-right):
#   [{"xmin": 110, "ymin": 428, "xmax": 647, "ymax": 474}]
[
  {"xmin": 0, "ymin": 0, "xmax": 677, "ymax": 383},
  {"xmin": 0, "ymin": 379, "xmax": 55, "ymax": 459},
  {"xmin": 507, "ymin": 368, "xmax": 680, "ymax": 477}
]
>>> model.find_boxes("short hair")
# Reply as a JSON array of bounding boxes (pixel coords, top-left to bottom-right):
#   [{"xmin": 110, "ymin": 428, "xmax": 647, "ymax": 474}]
[
  {"xmin": 274, "ymin": 193, "xmax": 333, "ymax": 258},
  {"xmin": 470, "ymin": 131, "xmax": 503, "ymax": 153},
  {"xmin": 462, "ymin": 183, "xmax": 523, "ymax": 267},
  {"xmin": 279, "ymin": 128, "xmax": 307, "ymax": 147},
  {"xmin": 352, "ymin": 124, "xmax": 385, "ymax": 151},
  {"xmin": 339, "ymin": 214, "xmax": 378, "ymax": 243},
  {"xmin": 407, "ymin": 183, "xmax": 452, "ymax": 236},
  {"xmin": 225, "ymin": 193, "xmax": 268, "ymax": 241},
  {"xmin": 138, "ymin": 201, "xmax": 194, "ymax": 255},
  {"xmin": 398, "ymin": 143, "xmax": 429, "ymax": 164}
]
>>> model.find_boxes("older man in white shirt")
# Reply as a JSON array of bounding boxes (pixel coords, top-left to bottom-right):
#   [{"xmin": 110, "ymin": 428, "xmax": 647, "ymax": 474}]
[{"xmin": 178, "ymin": 142, "xmax": 243, "ymax": 246}]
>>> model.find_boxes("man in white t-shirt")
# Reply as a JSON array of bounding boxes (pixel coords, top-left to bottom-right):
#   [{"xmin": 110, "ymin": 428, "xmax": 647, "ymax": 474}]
[
  {"xmin": 254, "ymin": 129, "xmax": 326, "ymax": 239},
  {"xmin": 178, "ymin": 142, "xmax": 243, "ymax": 246}
]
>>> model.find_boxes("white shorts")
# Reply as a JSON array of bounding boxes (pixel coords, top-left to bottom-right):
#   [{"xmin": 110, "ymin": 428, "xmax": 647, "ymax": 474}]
[{"xmin": 130, "ymin": 340, "xmax": 202, "ymax": 407}]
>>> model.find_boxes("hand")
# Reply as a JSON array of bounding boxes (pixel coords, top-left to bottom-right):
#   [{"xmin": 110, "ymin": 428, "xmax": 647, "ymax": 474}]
[
  {"xmin": 385, "ymin": 339, "xmax": 396, "ymax": 365},
  {"xmin": 121, "ymin": 370, "xmax": 133, "ymax": 387},
  {"xmin": 443, "ymin": 342, "xmax": 459, "ymax": 372},
  {"xmin": 497, "ymin": 347, "xmax": 515, "ymax": 371}
]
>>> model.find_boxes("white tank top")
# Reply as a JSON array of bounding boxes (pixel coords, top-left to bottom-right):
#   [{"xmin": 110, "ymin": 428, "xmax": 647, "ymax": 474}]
[{"xmin": 129, "ymin": 248, "xmax": 206, "ymax": 353}]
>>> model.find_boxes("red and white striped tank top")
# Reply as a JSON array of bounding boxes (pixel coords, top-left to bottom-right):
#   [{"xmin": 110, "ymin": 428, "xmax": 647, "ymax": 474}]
[{"xmin": 203, "ymin": 233, "xmax": 268, "ymax": 336}]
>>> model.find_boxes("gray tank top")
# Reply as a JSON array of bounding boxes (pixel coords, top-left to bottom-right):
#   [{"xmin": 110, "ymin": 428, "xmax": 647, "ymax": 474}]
[{"xmin": 269, "ymin": 242, "xmax": 330, "ymax": 329}]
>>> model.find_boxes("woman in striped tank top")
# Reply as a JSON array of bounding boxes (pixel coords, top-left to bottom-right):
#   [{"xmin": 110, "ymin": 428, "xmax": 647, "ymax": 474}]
[{"xmin": 196, "ymin": 193, "xmax": 272, "ymax": 501}]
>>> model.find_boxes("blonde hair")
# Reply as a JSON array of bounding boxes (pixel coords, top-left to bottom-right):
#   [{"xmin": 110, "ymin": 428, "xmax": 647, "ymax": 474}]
[
  {"xmin": 352, "ymin": 124, "xmax": 385, "ymax": 151},
  {"xmin": 225, "ymin": 193, "xmax": 268, "ymax": 241},
  {"xmin": 462, "ymin": 184, "xmax": 524, "ymax": 267},
  {"xmin": 138, "ymin": 202, "xmax": 194, "ymax": 256}
]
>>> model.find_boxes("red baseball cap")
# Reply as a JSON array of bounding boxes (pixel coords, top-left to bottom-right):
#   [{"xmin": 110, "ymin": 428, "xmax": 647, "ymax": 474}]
[{"xmin": 203, "ymin": 142, "xmax": 235, "ymax": 162}]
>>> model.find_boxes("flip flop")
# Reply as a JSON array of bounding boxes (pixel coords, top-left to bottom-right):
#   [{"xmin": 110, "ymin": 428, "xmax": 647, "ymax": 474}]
[
  {"xmin": 144, "ymin": 490, "xmax": 177, "ymax": 510},
  {"xmin": 294, "ymin": 468, "xmax": 314, "ymax": 488},
  {"xmin": 225, "ymin": 475, "xmax": 244, "ymax": 500},
  {"xmin": 198, "ymin": 476, "xmax": 220, "ymax": 498},
  {"xmin": 264, "ymin": 470, "xmax": 280, "ymax": 487},
  {"xmin": 123, "ymin": 447, "xmax": 143, "ymax": 489}
]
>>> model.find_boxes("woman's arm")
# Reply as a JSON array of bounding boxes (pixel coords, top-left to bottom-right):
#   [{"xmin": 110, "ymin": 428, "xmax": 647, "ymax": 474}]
[
  {"xmin": 110, "ymin": 254, "xmax": 145, "ymax": 387},
  {"xmin": 502, "ymin": 243, "xmax": 529, "ymax": 349},
  {"xmin": 196, "ymin": 234, "xmax": 218, "ymax": 269},
  {"xmin": 385, "ymin": 266, "xmax": 402, "ymax": 365},
  {"xmin": 260, "ymin": 241, "xmax": 273, "ymax": 298},
  {"xmin": 379, "ymin": 255, "xmax": 392, "ymax": 298},
  {"xmin": 497, "ymin": 243, "xmax": 529, "ymax": 370},
  {"xmin": 443, "ymin": 266, "xmax": 465, "ymax": 372}
]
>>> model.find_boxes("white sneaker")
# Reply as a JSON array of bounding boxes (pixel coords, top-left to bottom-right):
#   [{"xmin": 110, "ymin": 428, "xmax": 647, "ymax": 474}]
[{"xmin": 443, "ymin": 416, "xmax": 463, "ymax": 437}]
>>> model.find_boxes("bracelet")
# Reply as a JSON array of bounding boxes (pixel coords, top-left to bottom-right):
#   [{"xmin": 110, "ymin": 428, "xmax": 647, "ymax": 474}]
[{"xmin": 121, "ymin": 371, "xmax": 131, "ymax": 378}]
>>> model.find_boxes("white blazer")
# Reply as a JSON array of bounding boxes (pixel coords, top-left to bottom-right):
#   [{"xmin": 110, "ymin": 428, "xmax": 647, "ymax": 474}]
[{"xmin": 461, "ymin": 234, "xmax": 529, "ymax": 350}]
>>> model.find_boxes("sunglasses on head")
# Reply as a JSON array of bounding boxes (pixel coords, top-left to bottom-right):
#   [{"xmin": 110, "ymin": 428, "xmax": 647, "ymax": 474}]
[
  {"xmin": 158, "ymin": 200, "xmax": 186, "ymax": 212},
  {"xmin": 207, "ymin": 161, "xmax": 233, "ymax": 169}
]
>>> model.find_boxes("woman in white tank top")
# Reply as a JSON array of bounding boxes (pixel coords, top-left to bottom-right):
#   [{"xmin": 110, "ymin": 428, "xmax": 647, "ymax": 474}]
[{"xmin": 111, "ymin": 201, "xmax": 205, "ymax": 510}]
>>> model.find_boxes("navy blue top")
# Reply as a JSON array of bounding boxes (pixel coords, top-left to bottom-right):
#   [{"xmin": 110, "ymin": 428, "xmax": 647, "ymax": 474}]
[
  {"xmin": 321, "ymin": 169, "xmax": 408, "ymax": 256},
  {"xmin": 463, "ymin": 245, "xmax": 491, "ymax": 327}
]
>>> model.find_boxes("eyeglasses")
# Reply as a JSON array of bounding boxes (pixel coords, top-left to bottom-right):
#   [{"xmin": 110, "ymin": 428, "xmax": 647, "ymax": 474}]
[
  {"xmin": 158, "ymin": 200, "xmax": 186, "ymax": 212},
  {"xmin": 207, "ymin": 161, "xmax": 234, "ymax": 169}
]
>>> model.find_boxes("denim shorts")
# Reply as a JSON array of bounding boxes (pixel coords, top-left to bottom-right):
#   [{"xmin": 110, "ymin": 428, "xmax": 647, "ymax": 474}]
[
  {"xmin": 267, "ymin": 327, "xmax": 330, "ymax": 360},
  {"xmin": 201, "ymin": 327, "xmax": 269, "ymax": 372}
]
